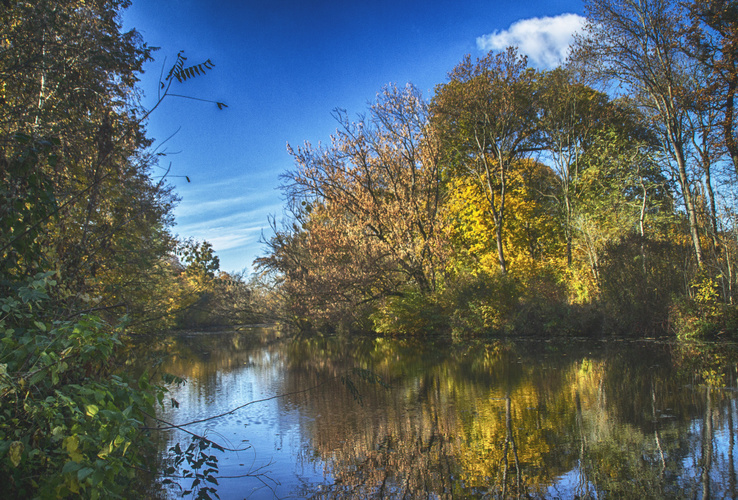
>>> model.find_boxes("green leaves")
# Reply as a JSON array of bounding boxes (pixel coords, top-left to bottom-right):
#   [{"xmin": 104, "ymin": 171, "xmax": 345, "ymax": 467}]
[
  {"xmin": 0, "ymin": 277, "xmax": 163, "ymax": 498},
  {"xmin": 0, "ymin": 134, "xmax": 59, "ymax": 279}
]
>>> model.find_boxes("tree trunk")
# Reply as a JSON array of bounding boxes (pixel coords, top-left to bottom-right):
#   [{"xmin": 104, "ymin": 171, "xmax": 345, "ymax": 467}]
[{"xmin": 673, "ymin": 140, "xmax": 704, "ymax": 267}]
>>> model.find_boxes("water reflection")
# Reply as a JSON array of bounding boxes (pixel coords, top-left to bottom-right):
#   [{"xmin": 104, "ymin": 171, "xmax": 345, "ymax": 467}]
[{"xmin": 149, "ymin": 331, "xmax": 738, "ymax": 499}]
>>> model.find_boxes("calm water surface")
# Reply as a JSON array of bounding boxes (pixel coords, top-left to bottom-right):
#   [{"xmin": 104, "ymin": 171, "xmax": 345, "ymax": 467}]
[{"xmin": 147, "ymin": 329, "xmax": 738, "ymax": 499}]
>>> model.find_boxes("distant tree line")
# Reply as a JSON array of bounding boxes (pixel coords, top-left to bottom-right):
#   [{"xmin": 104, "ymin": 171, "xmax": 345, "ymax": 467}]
[{"xmin": 259, "ymin": 0, "xmax": 738, "ymax": 338}]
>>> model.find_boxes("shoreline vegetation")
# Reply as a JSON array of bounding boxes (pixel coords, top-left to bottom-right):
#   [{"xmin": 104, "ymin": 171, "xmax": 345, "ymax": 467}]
[
  {"xmin": 257, "ymin": 10, "xmax": 738, "ymax": 341},
  {"xmin": 2, "ymin": 0, "xmax": 738, "ymax": 498}
]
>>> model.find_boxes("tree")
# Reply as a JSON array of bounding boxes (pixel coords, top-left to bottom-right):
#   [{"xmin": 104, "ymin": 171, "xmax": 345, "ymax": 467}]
[
  {"xmin": 0, "ymin": 0, "xmax": 161, "ymax": 301},
  {"xmin": 687, "ymin": 0, "xmax": 738, "ymax": 174},
  {"xmin": 685, "ymin": 0, "xmax": 738, "ymax": 302},
  {"xmin": 268, "ymin": 84, "xmax": 445, "ymax": 317},
  {"xmin": 574, "ymin": 0, "xmax": 707, "ymax": 267},
  {"xmin": 537, "ymin": 69, "xmax": 625, "ymax": 268},
  {"xmin": 258, "ymin": 209, "xmax": 398, "ymax": 330},
  {"xmin": 432, "ymin": 48, "xmax": 540, "ymax": 274},
  {"xmin": 0, "ymin": 1, "xmax": 226, "ymax": 327},
  {"xmin": 0, "ymin": 0, "xmax": 230, "ymax": 496}
]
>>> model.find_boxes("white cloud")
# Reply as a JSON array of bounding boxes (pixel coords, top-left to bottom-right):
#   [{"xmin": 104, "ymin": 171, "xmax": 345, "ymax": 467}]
[
  {"xmin": 476, "ymin": 13, "xmax": 586, "ymax": 68},
  {"xmin": 199, "ymin": 232, "xmax": 258, "ymax": 252}
]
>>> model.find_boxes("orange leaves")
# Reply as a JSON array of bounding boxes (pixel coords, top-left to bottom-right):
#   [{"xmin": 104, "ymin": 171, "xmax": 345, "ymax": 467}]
[
  {"xmin": 281, "ymin": 84, "xmax": 445, "ymax": 294},
  {"xmin": 261, "ymin": 85, "xmax": 450, "ymax": 330}
]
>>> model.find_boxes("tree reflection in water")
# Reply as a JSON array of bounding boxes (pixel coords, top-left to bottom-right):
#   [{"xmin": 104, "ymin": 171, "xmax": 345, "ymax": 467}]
[{"xmin": 149, "ymin": 331, "xmax": 738, "ymax": 499}]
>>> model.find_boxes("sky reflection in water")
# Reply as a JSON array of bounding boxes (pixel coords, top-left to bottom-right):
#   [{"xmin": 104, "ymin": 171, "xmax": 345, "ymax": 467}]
[{"xmin": 152, "ymin": 330, "xmax": 738, "ymax": 499}]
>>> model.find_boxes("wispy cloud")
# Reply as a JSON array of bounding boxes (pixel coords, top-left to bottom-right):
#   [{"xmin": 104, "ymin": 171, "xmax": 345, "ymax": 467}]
[
  {"xmin": 174, "ymin": 193, "xmax": 275, "ymax": 218},
  {"xmin": 206, "ymin": 233, "xmax": 257, "ymax": 251},
  {"xmin": 174, "ymin": 171, "xmax": 280, "ymax": 198},
  {"xmin": 476, "ymin": 13, "xmax": 586, "ymax": 68},
  {"xmin": 173, "ymin": 214, "xmax": 272, "ymax": 272},
  {"xmin": 170, "ymin": 173, "xmax": 284, "ymax": 271}
]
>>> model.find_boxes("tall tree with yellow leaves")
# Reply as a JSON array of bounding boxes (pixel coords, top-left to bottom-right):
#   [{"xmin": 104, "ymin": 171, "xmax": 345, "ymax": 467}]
[{"xmin": 432, "ymin": 48, "xmax": 541, "ymax": 275}]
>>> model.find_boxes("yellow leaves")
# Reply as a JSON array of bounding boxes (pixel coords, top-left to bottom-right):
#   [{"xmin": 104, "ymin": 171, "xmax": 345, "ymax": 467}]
[
  {"xmin": 0, "ymin": 363, "xmax": 10, "ymax": 395},
  {"xmin": 98, "ymin": 435, "xmax": 130, "ymax": 459},
  {"xmin": 565, "ymin": 262, "xmax": 598, "ymax": 304},
  {"xmin": 63, "ymin": 435, "xmax": 84, "ymax": 463},
  {"xmin": 693, "ymin": 274, "xmax": 719, "ymax": 306},
  {"xmin": 9, "ymin": 441, "xmax": 23, "ymax": 467},
  {"xmin": 85, "ymin": 404, "xmax": 99, "ymax": 417},
  {"xmin": 65, "ymin": 477, "xmax": 81, "ymax": 495},
  {"xmin": 444, "ymin": 159, "xmax": 564, "ymax": 277}
]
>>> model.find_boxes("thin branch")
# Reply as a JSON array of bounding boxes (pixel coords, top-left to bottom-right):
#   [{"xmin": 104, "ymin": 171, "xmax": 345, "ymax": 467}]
[
  {"xmin": 150, "ymin": 376, "xmax": 338, "ymax": 431},
  {"xmin": 141, "ymin": 410, "xmax": 252, "ymax": 453}
]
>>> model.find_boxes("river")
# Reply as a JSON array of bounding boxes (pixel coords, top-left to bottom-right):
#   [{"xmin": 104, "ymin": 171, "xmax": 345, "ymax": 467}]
[{"xmin": 142, "ymin": 328, "xmax": 738, "ymax": 499}]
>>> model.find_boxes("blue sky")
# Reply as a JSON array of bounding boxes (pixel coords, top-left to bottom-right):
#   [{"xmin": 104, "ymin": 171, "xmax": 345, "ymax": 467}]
[{"xmin": 121, "ymin": 0, "xmax": 586, "ymax": 274}]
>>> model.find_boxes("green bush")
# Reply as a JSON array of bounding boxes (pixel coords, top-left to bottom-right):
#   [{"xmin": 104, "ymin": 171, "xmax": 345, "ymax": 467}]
[
  {"xmin": 597, "ymin": 234, "xmax": 687, "ymax": 334},
  {"xmin": 443, "ymin": 272, "xmax": 522, "ymax": 338},
  {"xmin": 371, "ymin": 288, "xmax": 447, "ymax": 336},
  {"xmin": 0, "ymin": 273, "xmax": 163, "ymax": 498}
]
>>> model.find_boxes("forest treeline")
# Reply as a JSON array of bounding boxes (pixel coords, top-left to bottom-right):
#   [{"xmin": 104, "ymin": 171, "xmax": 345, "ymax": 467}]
[{"xmin": 259, "ymin": 0, "xmax": 738, "ymax": 339}]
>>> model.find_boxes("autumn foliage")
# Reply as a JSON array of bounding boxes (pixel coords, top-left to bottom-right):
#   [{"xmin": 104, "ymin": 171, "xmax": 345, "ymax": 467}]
[
  {"xmin": 261, "ymin": 0, "xmax": 738, "ymax": 338},
  {"xmin": 0, "ymin": 1, "xmax": 245, "ymax": 496}
]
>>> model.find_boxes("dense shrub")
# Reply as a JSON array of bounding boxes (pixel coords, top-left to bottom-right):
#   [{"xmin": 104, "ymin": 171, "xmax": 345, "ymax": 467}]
[
  {"xmin": 371, "ymin": 289, "xmax": 447, "ymax": 336},
  {"xmin": 443, "ymin": 272, "xmax": 523, "ymax": 338},
  {"xmin": 0, "ymin": 273, "xmax": 164, "ymax": 498},
  {"xmin": 597, "ymin": 234, "xmax": 688, "ymax": 334},
  {"xmin": 669, "ymin": 274, "xmax": 738, "ymax": 339}
]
